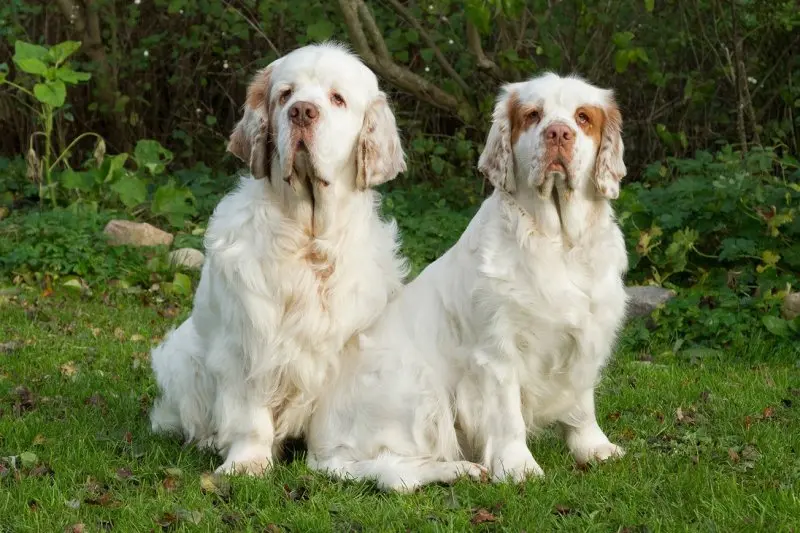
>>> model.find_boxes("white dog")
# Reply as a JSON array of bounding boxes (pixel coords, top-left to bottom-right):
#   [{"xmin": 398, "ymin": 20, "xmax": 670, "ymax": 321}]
[
  {"xmin": 308, "ymin": 73, "xmax": 629, "ymax": 491},
  {"xmin": 149, "ymin": 43, "xmax": 407, "ymax": 475}
]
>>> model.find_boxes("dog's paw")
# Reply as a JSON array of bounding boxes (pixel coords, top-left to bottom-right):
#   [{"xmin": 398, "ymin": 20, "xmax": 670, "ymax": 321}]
[
  {"xmin": 490, "ymin": 442, "xmax": 544, "ymax": 483},
  {"xmin": 572, "ymin": 441, "xmax": 625, "ymax": 465},
  {"xmin": 215, "ymin": 456, "xmax": 272, "ymax": 476},
  {"xmin": 452, "ymin": 461, "xmax": 489, "ymax": 482}
]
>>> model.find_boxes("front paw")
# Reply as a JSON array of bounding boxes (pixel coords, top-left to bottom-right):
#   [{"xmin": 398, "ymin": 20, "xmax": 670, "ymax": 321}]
[
  {"xmin": 571, "ymin": 440, "xmax": 625, "ymax": 465},
  {"xmin": 490, "ymin": 442, "xmax": 544, "ymax": 483},
  {"xmin": 216, "ymin": 456, "xmax": 272, "ymax": 476}
]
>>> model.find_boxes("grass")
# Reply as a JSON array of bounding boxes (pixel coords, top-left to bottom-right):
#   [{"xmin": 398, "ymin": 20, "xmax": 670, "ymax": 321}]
[{"xmin": 1, "ymin": 289, "xmax": 799, "ymax": 532}]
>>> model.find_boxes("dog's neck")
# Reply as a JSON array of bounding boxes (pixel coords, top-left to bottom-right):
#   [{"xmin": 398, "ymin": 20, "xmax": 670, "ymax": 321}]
[
  {"xmin": 506, "ymin": 177, "xmax": 611, "ymax": 247},
  {"xmin": 268, "ymin": 165, "xmax": 371, "ymax": 240}
]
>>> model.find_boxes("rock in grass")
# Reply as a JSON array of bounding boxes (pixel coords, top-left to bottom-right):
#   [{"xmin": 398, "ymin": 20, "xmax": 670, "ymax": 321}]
[
  {"xmin": 104, "ymin": 220, "xmax": 173, "ymax": 247},
  {"xmin": 782, "ymin": 292, "xmax": 800, "ymax": 320},
  {"xmin": 169, "ymin": 248, "xmax": 205, "ymax": 270},
  {"xmin": 625, "ymin": 285, "xmax": 676, "ymax": 318}
]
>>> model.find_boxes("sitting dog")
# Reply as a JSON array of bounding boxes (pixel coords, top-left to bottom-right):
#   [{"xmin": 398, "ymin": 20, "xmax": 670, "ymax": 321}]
[
  {"xmin": 149, "ymin": 43, "xmax": 407, "ymax": 475},
  {"xmin": 307, "ymin": 73, "xmax": 629, "ymax": 491}
]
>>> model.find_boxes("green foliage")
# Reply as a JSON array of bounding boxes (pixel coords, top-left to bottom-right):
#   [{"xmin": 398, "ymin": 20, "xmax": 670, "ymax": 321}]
[
  {"xmin": 0, "ymin": 208, "xmax": 162, "ymax": 286},
  {"xmin": 618, "ymin": 146, "xmax": 800, "ymax": 351}
]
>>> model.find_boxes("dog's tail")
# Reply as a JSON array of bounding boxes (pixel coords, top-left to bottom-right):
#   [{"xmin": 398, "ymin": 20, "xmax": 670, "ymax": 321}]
[{"xmin": 308, "ymin": 453, "xmax": 486, "ymax": 492}]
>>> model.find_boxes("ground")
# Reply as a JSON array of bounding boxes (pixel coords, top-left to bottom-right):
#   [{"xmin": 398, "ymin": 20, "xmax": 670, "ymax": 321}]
[{"xmin": 1, "ymin": 289, "xmax": 798, "ymax": 532}]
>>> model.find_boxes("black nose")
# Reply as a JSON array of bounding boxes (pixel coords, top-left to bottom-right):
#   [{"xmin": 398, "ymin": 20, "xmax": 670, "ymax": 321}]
[{"xmin": 289, "ymin": 101, "xmax": 319, "ymax": 127}]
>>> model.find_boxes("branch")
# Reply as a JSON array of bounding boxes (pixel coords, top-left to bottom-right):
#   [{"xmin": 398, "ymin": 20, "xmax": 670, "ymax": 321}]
[
  {"xmin": 221, "ymin": 0, "xmax": 280, "ymax": 57},
  {"xmin": 382, "ymin": 0, "xmax": 469, "ymax": 94},
  {"xmin": 466, "ymin": 22, "xmax": 503, "ymax": 80},
  {"xmin": 337, "ymin": 0, "xmax": 471, "ymax": 120}
]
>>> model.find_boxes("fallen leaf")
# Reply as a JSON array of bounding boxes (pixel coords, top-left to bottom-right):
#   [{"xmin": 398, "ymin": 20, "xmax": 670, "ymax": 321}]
[
  {"xmin": 65, "ymin": 499, "xmax": 81, "ymax": 509},
  {"xmin": 91, "ymin": 327, "xmax": 101, "ymax": 337},
  {"xmin": 124, "ymin": 431, "xmax": 133, "ymax": 444},
  {"xmin": 84, "ymin": 393, "xmax": 106, "ymax": 408},
  {"xmin": 222, "ymin": 512, "xmax": 243, "ymax": 527},
  {"xmin": 728, "ymin": 448, "xmax": 740, "ymax": 463},
  {"xmin": 744, "ymin": 416, "xmax": 753, "ymax": 430},
  {"xmin": 471, "ymin": 508, "xmax": 498, "ymax": 525},
  {"xmin": 741, "ymin": 444, "xmax": 760, "ymax": 462},
  {"xmin": 607, "ymin": 412, "xmax": 621, "ymax": 421},
  {"xmin": 264, "ymin": 525, "xmax": 284, "ymax": 533},
  {"xmin": 162, "ymin": 476, "xmax": 179, "ymax": 492},
  {"xmin": 0, "ymin": 341, "xmax": 21, "ymax": 353},
  {"xmin": 200, "ymin": 472, "xmax": 231, "ymax": 500},
  {"xmin": 675, "ymin": 406, "xmax": 696, "ymax": 425},
  {"xmin": 553, "ymin": 504, "xmax": 576, "ymax": 516},
  {"xmin": 155, "ymin": 512, "xmax": 177, "ymax": 529},
  {"xmin": 29, "ymin": 463, "xmax": 54, "ymax": 478},
  {"xmin": 66, "ymin": 523, "xmax": 85, "ymax": 533},
  {"xmin": 13, "ymin": 385, "xmax": 35, "ymax": 415},
  {"xmin": 116, "ymin": 467, "xmax": 133, "ymax": 480},
  {"xmin": 762, "ymin": 406, "xmax": 775, "ymax": 419},
  {"xmin": 164, "ymin": 467, "xmax": 183, "ymax": 477},
  {"xmin": 283, "ymin": 483, "xmax": 309, "ymax": 502},
  {"xmin": 32, "ymin": 434, "xmax": 46, "ymax": 445},
  {"xmin": 176, "ymin": 509, "xmax": 203, "ymax": 525},
  {"xmin": 20, "ymin": 451, "xmax": 38, "ymax": 468},
  {"xmin": 130, "ymin": 334, "xmax": 145, "ymax": 342},
  {"xmin": 113, "ymin": 328, "xmax": 126, "ymax": 340},
  {"xmin": 60, "ymin": 361, "xmax": 78, "ymax": 377}
]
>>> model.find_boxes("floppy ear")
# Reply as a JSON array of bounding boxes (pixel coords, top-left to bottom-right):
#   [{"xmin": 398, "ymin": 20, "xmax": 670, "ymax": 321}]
[
  {"xmin": 355, "ymin": 92, "xmax": 406, "ymax": 190},
  {"xmin": 593, "ymin": 99, "xmax": 626, "ymax": 200},
  {"xmin": 227, "ymin": 62, "xmax": 278, "ymax": 179},
  {"xmin": 478, "ymin": 88, "xmax": 516, "ymax": 193}
]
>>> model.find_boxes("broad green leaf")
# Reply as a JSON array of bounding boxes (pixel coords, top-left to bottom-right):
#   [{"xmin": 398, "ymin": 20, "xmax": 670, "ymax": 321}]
[
  {"xmin": 13, "ymin": 57, "xmax": 48, "ymax": 76},
  {"xmin": 645, "ymin": 0, "xmax": 655, "ymax": 12},
  {"xmin": 60, "ymin": 168, "xmax": 95, "ymax": 191},
  {"xmin": 614, "ymin": 50, "xmax": 630, "ymax": 73},
  {"xmin": 204, "ymin": 115, "xmax": 217, "ymax": 126},
  {"xmin": 20, "ymin": 451, "xmax": 38, "ymax": 468},
  {"xmin": 762, "ymin": 316, "xmax": 790, "ymax": 337},
  {"xmin": 111, "ymin": 175, "xmax": 148, "ymax": 208},
  {"xmin": 33, "ymin": 80, "xmax": 66, "ymax": 107},
  {"xmin": 48, "ymin": 40, "xmax": 82, "ymax": 64},
  {"xmin": 171, "ymin": 272, "xmax": 192, "ymax": 295},
  {"xmin": 151, "ymin": 182, "xmax": 196, "ymax": 227},
  {"xmin": 306, "ymin": 20, "xmax": 334, "ymax": 42},
  {"xmin": 134, "ymin": 139, "xmax": 173, "ymax": 176},
  {"xmin": 55, "ymin": 67, "xmax": 91, "ymax": 84},
  {"xmin": 104, "ymin": 153, "xmax": 130, "ymax": 182},
  {"xmin": 420, "ymin": 48, "xmax": 434, "ymax": 63},
  {"xmin": 14, "ymin": 41, "xmax": 48, "ymax": 61}
]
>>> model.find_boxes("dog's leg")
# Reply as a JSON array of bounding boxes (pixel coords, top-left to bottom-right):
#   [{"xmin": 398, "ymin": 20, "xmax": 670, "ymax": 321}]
[
  {"xmin": 559, "ymin": 388, "xmax": 624, "ymax": 465},
  {"xmin": 470, "ymin": 361, "xmax": 544, "ymax": 482}
]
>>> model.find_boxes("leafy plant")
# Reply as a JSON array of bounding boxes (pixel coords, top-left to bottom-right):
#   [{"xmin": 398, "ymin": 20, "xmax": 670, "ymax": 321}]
[
  {"xmin": 0, "ymin": 40, "xmax": 98, "ymax": 207},
  {"xmin": 618, "ymin": 145, "xmax": 800, "ymax": 351}
]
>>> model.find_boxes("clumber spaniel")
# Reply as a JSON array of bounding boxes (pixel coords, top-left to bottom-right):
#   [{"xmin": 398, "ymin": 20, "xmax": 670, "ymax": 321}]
[
  {"xmin": 308, "ymin": 73, "xmax": 629, "ymax": 490},
  {"xmin": 150, "ymin": 43, "xmax": 407, "ymax": 475}
]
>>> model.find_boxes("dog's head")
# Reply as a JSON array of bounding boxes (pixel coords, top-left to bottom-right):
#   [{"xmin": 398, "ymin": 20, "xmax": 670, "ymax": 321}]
[
  {"xmin": 478, "ymin": 73, "xmax": 625, "ymax": 200},
  {"xmin": 228, "ymin": 43, "xmax": 405, "ymax": 192}
]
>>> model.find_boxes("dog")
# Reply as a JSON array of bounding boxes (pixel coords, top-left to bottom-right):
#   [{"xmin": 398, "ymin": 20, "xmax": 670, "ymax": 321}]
[
  {"xmin": 149, "ymin": 43, "xmax": 408, "ymax": 475},
  {"xmin": 307, "ymin": 73, "xmax": 629, "ymax": 491}
]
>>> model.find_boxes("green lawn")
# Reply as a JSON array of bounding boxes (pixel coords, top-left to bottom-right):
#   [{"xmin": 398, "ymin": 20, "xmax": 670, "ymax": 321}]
[{"xmin": 1, "ymin": 289, "xmax": 799, "ymax": 532}]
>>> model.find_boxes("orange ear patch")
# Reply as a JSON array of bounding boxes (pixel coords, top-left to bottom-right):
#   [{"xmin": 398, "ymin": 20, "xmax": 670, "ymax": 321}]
[{"xmin": 575, "ymin": 106, "xmax": 606, "ymax": 148}]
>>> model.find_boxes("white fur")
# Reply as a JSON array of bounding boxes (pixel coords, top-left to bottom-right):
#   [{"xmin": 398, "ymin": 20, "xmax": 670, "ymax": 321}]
[
  {"xmin": 307, "ymin": 73, "xmax": 629, "ymax": 491},
  {"xmin": 150, "ymin": 43, "xmax": 408, "ymax": 475}
]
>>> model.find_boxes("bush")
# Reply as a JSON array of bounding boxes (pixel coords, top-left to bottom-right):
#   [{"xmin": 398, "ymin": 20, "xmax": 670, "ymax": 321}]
[{"xmin": 619, "ymin": 145, "xmax": 800, "ymax": 351}]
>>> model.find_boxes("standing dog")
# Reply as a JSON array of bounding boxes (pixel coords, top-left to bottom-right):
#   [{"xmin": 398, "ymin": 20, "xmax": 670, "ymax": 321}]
[
  {"xmin": 308, "ymin": 73, "xmax": 629, "ymax": 491},
  {"xmin": 150, "ymin": 43, "xmax": 407, "ymax": 475}
]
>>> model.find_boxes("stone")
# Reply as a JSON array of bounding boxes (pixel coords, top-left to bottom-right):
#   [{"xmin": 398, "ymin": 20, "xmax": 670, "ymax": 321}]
[
  {"xmin": 169, "ymin": 248, "xmax": 205, "ymax": 270},
  {"xmin": 625, "ymin": 285, "xmax": 676, "ymax": 318},
  {"xmin": 782, "ymin": 292, "xmax": 800, "ymax": 321},
  {"xmin": 104, "ymin": 220, "xmax": 173, "ymax": 247}
]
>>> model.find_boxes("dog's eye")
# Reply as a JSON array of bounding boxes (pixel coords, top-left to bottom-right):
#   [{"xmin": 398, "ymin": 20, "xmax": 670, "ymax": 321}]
[
  {"xmin": 527, "ymin": 110, "xmax": 540, "ymax": 122},
  {"xmin": 279, "ymin": 89, "xmax": 292, "ymax": 105},
  {"xmin": 331, "ymin": 92, "xmax": 346, "ymax": 107},
  {"xmin": 577, "ymin": 111, "xmax": 590, "ymax": 125}
]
